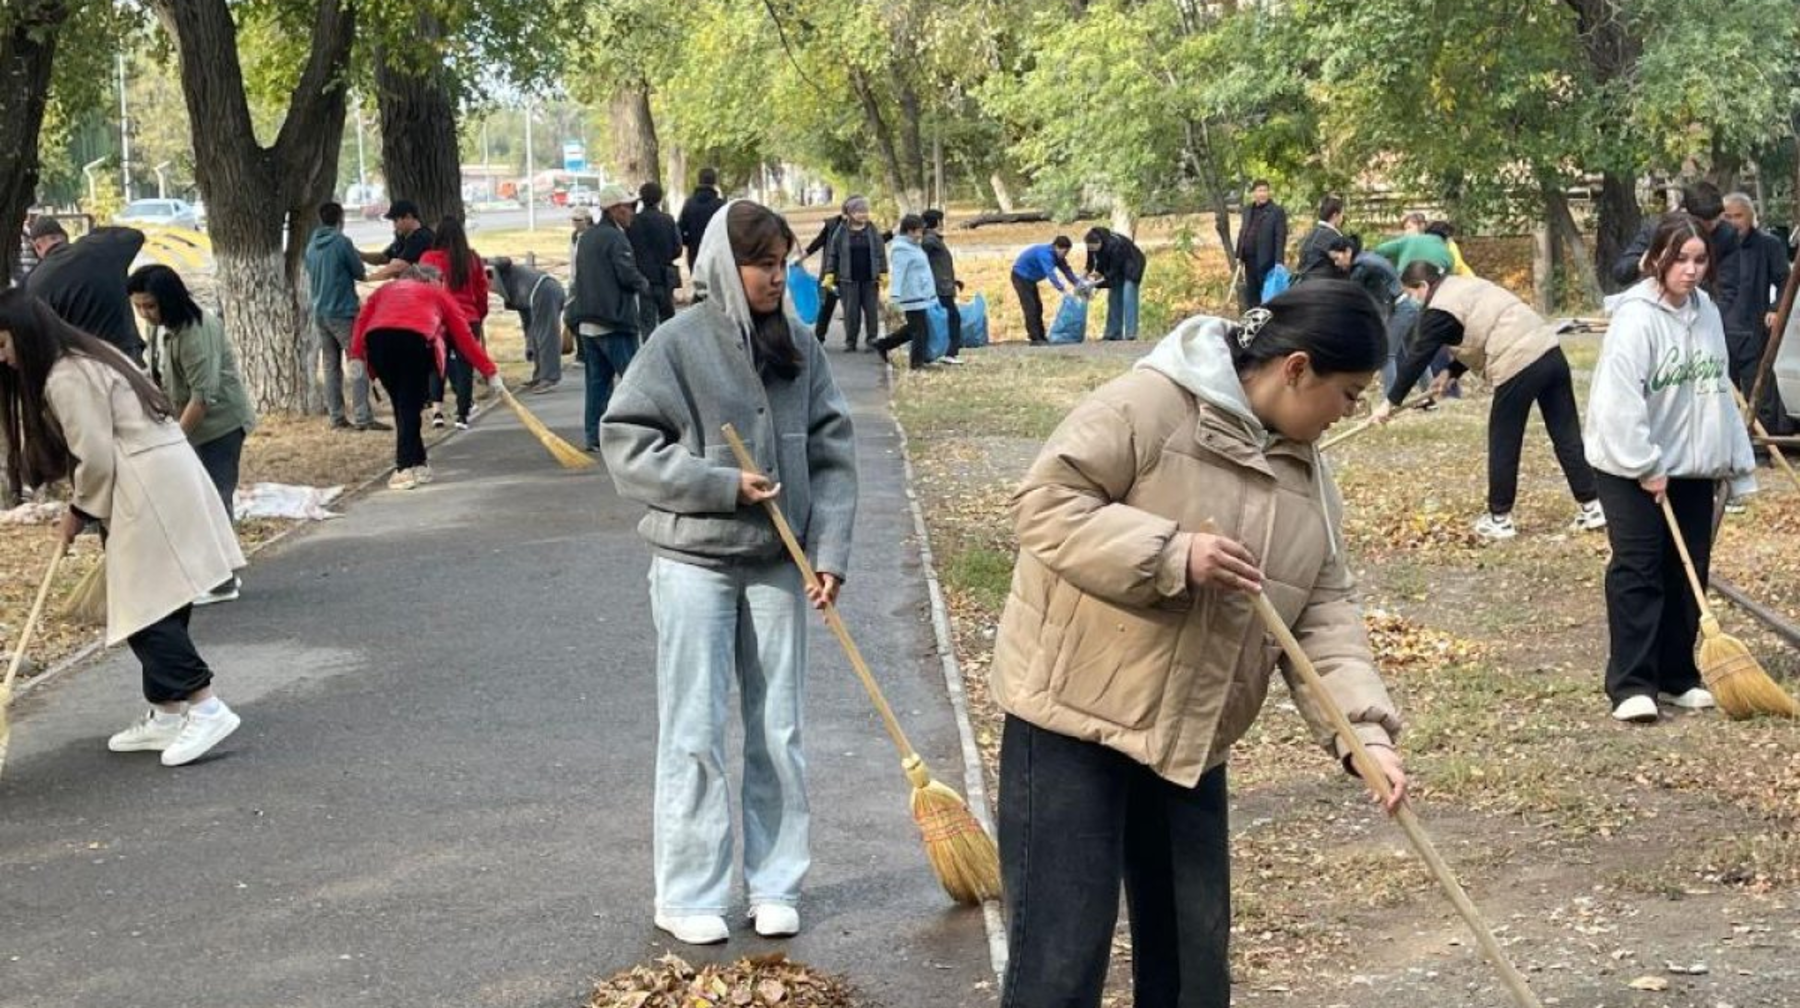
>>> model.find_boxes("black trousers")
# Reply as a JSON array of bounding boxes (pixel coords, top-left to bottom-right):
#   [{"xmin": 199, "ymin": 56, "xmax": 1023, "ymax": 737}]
[
  {"xmin": 1240, "ymin": 261, "xmax": 1267, "ymax": 312},
  {"xmin": 192, "ymin": 426, "xmax": 246, "ymax": 522},
  {"xmin": 813, "ymin": 286, "xmax": 840, "ymax": 342},
  {"xmin": 1486, "ymin": 348, "xmax": 1598, "ymax": 514},
  {"xmin": 1595, "ymin": 474, "xmax": 1713, "ymax": 704},
  {"xmin": 939, "ymin": 294, "xmax": 963, "ymax": 358},
  {"xmin": 439, "ymin": 320, "xmax": 483, "ymax": 423},
  {"xmin": 999, "ymin": 715, "xmax": 1230, "ymax": 1008},
  {"xmin": 1727, "ymin": 327, "xmax": 1793, "ymax": 437},
  {"xmin": 365, "ymin": 328, "xmax": 435, "ymax": 469},
  {"xmin": 874, "ymin": 309, "xmax": 932, "ymax": 366},
  {"xmin": 836, "ymin": 279, "xmax": 880, "ymax": 349},
  {"xmin": 1012, "ymin": 274, "xmax": 1047, "ymax": 344},
  {"xmin": 127, "ymin": 606, "xmax": 212, "ymax": 704}
]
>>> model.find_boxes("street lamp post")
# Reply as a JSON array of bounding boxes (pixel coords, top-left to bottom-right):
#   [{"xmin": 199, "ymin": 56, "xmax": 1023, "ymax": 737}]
[
  {"xmin": 117, "ymin": 52, "xmax": 132, "ymax": 202},
  {"xmin": 524, "ymin": 103, "xmax": 536, "ymax": 232}
]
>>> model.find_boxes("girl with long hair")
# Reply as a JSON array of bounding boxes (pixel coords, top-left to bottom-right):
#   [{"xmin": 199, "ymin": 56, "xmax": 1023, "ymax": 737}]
[{"xmin": 421, "ymin": 216, "xmax": 490, "ymax": 430}]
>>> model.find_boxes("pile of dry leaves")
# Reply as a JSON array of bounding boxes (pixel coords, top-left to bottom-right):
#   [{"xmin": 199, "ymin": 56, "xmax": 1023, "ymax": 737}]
[
  {"xmin": 1364, "ymin": 608, "xmax": 1485, "ymax": 675},
  {"xmin": 588, "ymin": 954, "xmax": 859, "ymax": 1008}
]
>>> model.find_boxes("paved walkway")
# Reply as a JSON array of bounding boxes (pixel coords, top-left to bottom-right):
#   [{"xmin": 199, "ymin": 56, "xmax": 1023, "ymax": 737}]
[{"xmin": 0, "ymin": 347, "xmax": 995, "ymax": 1007}]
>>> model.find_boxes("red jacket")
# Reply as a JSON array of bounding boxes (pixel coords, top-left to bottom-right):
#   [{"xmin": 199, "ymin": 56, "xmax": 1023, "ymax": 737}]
[
  {"xmin": 419, "ymin": 250, "xmax": 490, "ymax": 324},
  {"xmin": 350, "ymin": 280, "xmax": 497, "ymax": 380}
]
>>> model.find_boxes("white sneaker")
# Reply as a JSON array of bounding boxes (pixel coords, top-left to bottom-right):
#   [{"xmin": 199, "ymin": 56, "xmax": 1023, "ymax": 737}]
[
  {"xmin": 191, "ymin": 576, "xmax": 241, "ymax": 607},
  {"xmin": 108, "ymin": 709, "xmax": 185, "ymax": 752},
  {"xmin": 161, "ymin": 702, "xmax": 241, "ymax": 766},
  {"xmin": 1611, "ymin": 694, "xmax": 1659, "ymax": 723},
  {"xmin": 413, "ymin": 464, "xmax": 433, "ymax": 485},
  {"xmin": 654, "ymin": 913, "xmax": 729, "ymax": 945},
  {"xmin": 1474, "ymin": 512, "xmax": 1518, "ymax": 540},
  {"xmin": 1724, "ymin": 497, "xmax": 1747, "ymax": 515},
  {"xmin": 1571, "ymin": 500, "xmax": 1607, "ymax": 531},
  {"xmin": 388, "ymin": 468, "xmax": 417, "ymax": 491},
  {"xmin": 750, "ymin": 904, "xmax": 800, "ymax": 938},
  {"xmin": 453, "ymin": 419, "xmax": 470, "ymax": 431},
  {"xmin": 1661, "ymin": 687, "xmax": 1716, "ymax": 710},
  {"xmin": 430, "ymin": 410, "xmax": 446, "ymax": 429},
  {"xmin": 939, "ymin": 355, "xmax": 965, "ymax": 366}
]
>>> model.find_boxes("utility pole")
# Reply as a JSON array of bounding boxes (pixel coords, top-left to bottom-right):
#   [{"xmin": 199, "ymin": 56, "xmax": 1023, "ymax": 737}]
[
  {"xmin": 117, "ymin": 51, "xmax": 132, "ymax": 202},
  {"xmin": 354, "ymin": 92, "xmax": 368, "ymax": 200},
  {"xmin": 524, "ymin": 103, "xmax": 536, "ymax": 232}
]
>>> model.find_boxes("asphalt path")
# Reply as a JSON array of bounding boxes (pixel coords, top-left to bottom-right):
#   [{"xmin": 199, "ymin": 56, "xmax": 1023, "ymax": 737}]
[{"xmin": 0, "ymin": 345, "xmax": 996, "ymax": 1007}]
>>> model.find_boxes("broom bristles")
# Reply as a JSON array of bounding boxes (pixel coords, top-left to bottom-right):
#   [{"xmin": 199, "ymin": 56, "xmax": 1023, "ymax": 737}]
[
  {"xmin": 501, "ymin": 390, "xmax": 597, "ymax": 470},
  {"xmin": 909, "ymin": 776, "xmax": 1002, "ymax": 905},
  {"xmin": 61, "ymin": 562, "xmax": 105, "ymax": 626},
  {"xmin": 1699, "ymin": 628, "xmax": 1800, "ymax": 719}
]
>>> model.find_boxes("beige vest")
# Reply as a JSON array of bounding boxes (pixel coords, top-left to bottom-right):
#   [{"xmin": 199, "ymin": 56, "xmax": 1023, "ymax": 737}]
[{"xmin": 1427, "ymin": 275, "xmax": 1560, "ymax": 386}]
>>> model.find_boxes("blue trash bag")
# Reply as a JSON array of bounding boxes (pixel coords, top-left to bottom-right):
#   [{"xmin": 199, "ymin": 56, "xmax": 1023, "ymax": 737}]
[
  {"xmin": 1260, "ymin": 264, "xmax": 1291, "ymax": 303},
  {"xmin": 1048, "ymin": 294, "xmax": 1088, "ymax": 344},
  {"xmin": 924, "ymin": 301, "xmax": 952, "ymax": 361},
  {"xmin": 960, "ymin": 294, "xmax": 990, "ymax": 348},
  {"xmin": 787, "ymin": 262, "xmax": 821, "ymax": 325}
]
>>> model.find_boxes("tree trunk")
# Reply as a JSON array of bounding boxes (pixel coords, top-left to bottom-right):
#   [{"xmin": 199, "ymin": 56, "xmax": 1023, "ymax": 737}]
[
  {"xmin": 1544, "ymin": 183, "xmax": 1605, "ymax": 308},
  {"xmin": 609, "ymin": 83, "xmax": 660, "ymax": 189},
  {"xmin": 1532, "ymin": 219, "xmax": 1554, "ymax": 314},
  {"xmin": 1593, "ymin": 171, "xmax": 1640, "ymax": 292},
  {"xmin": 850, "ymin": 70, "xmax": 908, "ymax": 214},
  {"xmin": 375, "ymin": 11, "xmax": 463, "ymax": 226},
  {"xmin": 989, "ymin": 172, "xmax": 1015, "ymax": 213},
  {"xmin": 0, "ymin": 1, "xmax": 66, "ymax": 283},
  {"xmin": 1111, "ymin": 200, "xmax": 1137, "ymax": 241},
  {"xmin": 890, "ymin": 68, "xmax": 928, "ymax": 213},
  {"xmin": 1563, "ymin": 0, "xmax": 1641, "ymax": 292},
  {"xmin": 666, "ymin": 143, "xmax": 688, "ymax": 217},
  {"xmin": 152, "ymin": 0, "xmax": 353, "ymax": 411}
]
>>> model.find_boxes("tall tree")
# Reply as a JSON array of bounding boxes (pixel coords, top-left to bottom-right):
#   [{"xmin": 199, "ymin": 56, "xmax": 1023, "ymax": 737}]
[
  {"xmin": 0, "ymin": 0, "xmax": 70, "ymax": 281},
  {"xmin": 374, "ymin": 9, "xmax": 463, "ymax": 225}
]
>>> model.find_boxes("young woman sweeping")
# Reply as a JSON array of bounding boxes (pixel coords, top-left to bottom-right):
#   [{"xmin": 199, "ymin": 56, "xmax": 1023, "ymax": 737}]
[
  {"xmin": 1586, "ymin": 213, "xmax": 1757, "ymax": 724},
  {"xmin": 420, "ymin": 217, "xmax": 490, "ymax": 431},
  {"xmin": 993, "ymin": 281, "xmax": 1406, "ymax": 1008},
  {"xmin": 1374, "ymin": 262, "xmax": 1607, "ymax": 540},
  {"xmin": 0, "ymin": 290, "xmax": 246, "ymax": 766},
  {"xmin": 600, "ymin": 200, "xmax": 857, "ymax": 946}
]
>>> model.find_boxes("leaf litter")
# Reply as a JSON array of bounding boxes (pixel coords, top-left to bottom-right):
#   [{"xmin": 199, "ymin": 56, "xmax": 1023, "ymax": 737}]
[{"xmin": 587, "ymin": 953, "xmax": 859, "ymax": 1008}]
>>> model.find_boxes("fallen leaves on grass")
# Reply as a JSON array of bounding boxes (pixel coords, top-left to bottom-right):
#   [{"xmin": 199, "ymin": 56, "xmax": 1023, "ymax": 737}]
[
  {"xmin": 587, "ymin": 953, "xmax": 858, "ymax": 1008},
  {"xmin": 1366, "ymin": 608, "xmax": 1486, "ymax": 676}
]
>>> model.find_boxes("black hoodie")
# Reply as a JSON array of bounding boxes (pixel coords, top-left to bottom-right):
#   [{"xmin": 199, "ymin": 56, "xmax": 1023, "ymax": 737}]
[{"xmin": 677, "ymin": 186, "xmax": 725, "ymax": 269}]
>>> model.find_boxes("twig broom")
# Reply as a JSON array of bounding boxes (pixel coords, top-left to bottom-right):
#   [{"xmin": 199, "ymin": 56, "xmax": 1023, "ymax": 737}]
[
  {"xmin": 1660, "ymin": 497, "xmax": 1800, "ymax": 719},
  {"xmin": 1, "ymin": 541, "xmax": 67, "ymax": 778},
  {"xmin": 499, "ymin": 388, "xmax": 596, "ymax": 470},
  {"xmin": 1249, "ymin": 590, "xmax": 1543, "ymax": 1008},
  {"xmin": 61, "ymin": 558, "xmax": 105, "ymax": 626},
  {"xmin": 721, "ymin": 424, "xmax": 1001, "ymax": 905}
]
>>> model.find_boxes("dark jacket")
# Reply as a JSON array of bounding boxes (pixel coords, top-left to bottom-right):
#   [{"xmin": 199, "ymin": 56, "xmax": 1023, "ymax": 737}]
[
  {"xmin": 1611, "ymin": 216, "xmax": 1741, "ymax": 289},
  {"xmin": 491, "ymin": 259, "xmax": 562, "ymax": 312},
  {"xmin": 806, "ymin": 216, "xmax": 843, "ymax": 258},
  {"xmin": 921, "ymin": 231, "xmax": 958, "ymax": 297},
  {"xmin": 1083, "ymin": 230, "xmax": 1146, "ymax": 288},
  {"xmin": 629, "ymin": 206, "xmax": 684, "ymax": 291},
  {"xmin": 822, "ymin": 222, "xmax": 887, "ymax": 280},
  {"xmin": 566, "ymin": 217, "xmax": 651, "ymax": 336},
  {"xmin": 1719, "ymin": 227, "xmax": 1790, "ymax": 336},
  {"xmin": 1236, "ymin": 202, "xmax": 1288, "ymax": 275},
  {"xmin": 677, "ymin": 187, "xmax": 725, "ymax": 268},
  {"xmin": 1349, "ymin": 252, "xmax": 1401, "ymax": 318},
  {"xmin": 304, "ymin": 226, "xmax": 365, "ymax": 321},
  {"xmin": 1294, "ymin": 221, "xmax": 1341, "ymax": 280},
  {"xmin": 25, "ymin": 226, "xmax": 147, "ymax": 360}
]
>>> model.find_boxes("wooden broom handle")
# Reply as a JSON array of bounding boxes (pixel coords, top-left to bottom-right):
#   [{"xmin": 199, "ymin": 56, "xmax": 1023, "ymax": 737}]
[
  {"xmin": 1659, "ymin": 497, "xmax": 1713, "ymax": 616},
  {"xmin": 4, "ymin": 541, "xmax": 66, "ymax": 693},
  {"xmin": 720, "ymin": 424, "xmax": 918, "ymax": 761},
  {"xmin": 1321, "ymin": 394, "xmax": 1436, "ymax": 452},
  {"xmin": 1250, "ymin": 591, "xmax": 1543, "ymax": 1008},
  {"xmin": 1731, "ymin": 386, "xmax": 1800, "ymax": 496}
]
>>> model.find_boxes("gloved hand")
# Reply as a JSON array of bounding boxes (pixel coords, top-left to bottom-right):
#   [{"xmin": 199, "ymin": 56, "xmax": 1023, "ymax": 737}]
[
  {"xmin": 821, "ymin": 272, "xmax": 837, "ymax": 293},
  {"xmin": 488, "ymin": 373, "xmax": 506, "ymax": 395}
]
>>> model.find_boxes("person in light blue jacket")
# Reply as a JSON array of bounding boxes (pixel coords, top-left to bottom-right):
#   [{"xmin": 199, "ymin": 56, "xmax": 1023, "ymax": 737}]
[{"xmin": 873, "ymin": 215, "xmax": 940, "ymax": 367}]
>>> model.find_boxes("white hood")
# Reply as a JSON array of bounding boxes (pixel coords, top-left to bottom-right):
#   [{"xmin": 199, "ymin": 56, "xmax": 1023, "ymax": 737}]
[
  {"xmin": 1134, "ymin": 315, "xmax": 1268, "ymax": 445},
  {"xmin": 691, "ymin": 199, "xmax": 758, "ymax": 340}
]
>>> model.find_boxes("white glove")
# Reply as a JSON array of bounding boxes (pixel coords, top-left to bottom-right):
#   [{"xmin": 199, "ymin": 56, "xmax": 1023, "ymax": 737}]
[{"xmin": 487, "ymin": 373, "xmax": 506, "ymax": 395}]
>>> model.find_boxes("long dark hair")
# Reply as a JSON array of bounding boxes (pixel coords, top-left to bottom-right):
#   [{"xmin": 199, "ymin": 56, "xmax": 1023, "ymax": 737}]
[
  {"xmin": 1226, "ymin": 279, "xmax": 1386, "ymax": 375},
  {"xmin": 0, "ymin": 289, "xmax": 174, "ymax": 496},
  {"xmin": 727, "ymin": 202, "xmax": 803, "ymax": 382},
  {"xmin": 125, "ymin": 264, "xmax": 205, "ymax": 331},
  {"xmin": 431, "ymin": 216, "xmax": 476, "ymax": 291},
  {"xmin": 1643, "ymin": 211, "xmax": 1714, "ymax": 288}
]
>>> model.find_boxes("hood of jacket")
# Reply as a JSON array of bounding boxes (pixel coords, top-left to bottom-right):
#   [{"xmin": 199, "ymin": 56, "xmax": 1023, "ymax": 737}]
[
  {"xmin": 1135, "ymin": 315, "xmax": 1267, "ymax": 444},
  {"xmin": 303, "ymin": 226, "xmax": 361, "ymax": 319}
]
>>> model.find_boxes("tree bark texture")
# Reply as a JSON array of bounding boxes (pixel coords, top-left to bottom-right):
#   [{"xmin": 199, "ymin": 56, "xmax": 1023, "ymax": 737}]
[
  {"xmin": 890, "ymin": 68, "xmax": 928, "ymax": 213},
  {"xmin": 151, "ymin": 0, "xmax": 353, "ymax": 411},
  {"xmin": 609, "ymin": 84, "xmax": 661, "ymax": 189},
  {"xmin": 1594, "ymin": 171, "xmax": 1641, "ymax": 292},
  {"xmin": 666, "ymin": 143, "xmax": 688, "ymax": 217},
  {"xmin": 0, "ymin": 1, "xmax": 66, "ymax": 283},
  {"xmin": 1563, "ymin": 0, "xmax": 1642, "ymax": 290},
  {"xmin": 1544, "ymin": 183, "xmax": 1604, "ymax": 308},
  {"xmin": 375, "ymin": 11, "xmax": 464, "ymax": 227},
  {"xmin": 1532, "ymin": 220, "xmax": 1554, "ymax": 314},
  {"xmin": 851, "ymin": 70, "xmax": 909, "ymax": 215},
  {"xmin": 989, "ymin": 172, "xmax": 1016, "ymax": 214}
]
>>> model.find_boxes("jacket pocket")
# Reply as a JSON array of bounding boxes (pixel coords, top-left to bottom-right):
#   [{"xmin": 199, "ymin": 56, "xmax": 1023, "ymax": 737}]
[
  {"xmin": 1047, "ymin": 592, "xmax": 1184, "ymax": 730},
  {"xmin": 776, "ymin": 433, "xmax": 812, "ymax": 539}
]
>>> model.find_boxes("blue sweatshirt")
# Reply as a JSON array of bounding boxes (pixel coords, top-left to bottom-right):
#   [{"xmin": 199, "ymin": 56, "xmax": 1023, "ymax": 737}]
[
  {"xmin": 1012, "ymin": 244, "xmax": 1078, "ymax": 292},
  {"xmin": 304, "ymin": 226, "xmax": 366, "ymax": 321}
]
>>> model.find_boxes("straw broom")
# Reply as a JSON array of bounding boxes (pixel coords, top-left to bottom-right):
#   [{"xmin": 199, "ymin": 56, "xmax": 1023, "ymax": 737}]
[
  {"xmin": 1, "ymin": 542, "xmax": 68, "ymax": 778},
  {"xmin": 1249, "ymin": 590, "xmax": 1544, "ymax": 1008},
  {"xmin": 721, "ymin": 424, "xmax": 1001, "ymax": 905},
  {"xmin": 61, "ymin": 558, "xmax": 105, "ymax": 626},
  {"xmin": 498, "ymin": 387, "xmax": 596, "ymax": 469},
  {"xmin": 1660, "ymin": 497, "xmax": 1800, "ymax": 719}
]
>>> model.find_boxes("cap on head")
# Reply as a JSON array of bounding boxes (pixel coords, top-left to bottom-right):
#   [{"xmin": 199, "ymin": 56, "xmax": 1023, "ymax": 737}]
[
  {"xmin": 384, "ymin": 199, "xmax": 420, "ymax": 221},
  {"xmin": 596, "ymin": 184, "xmax": 636, "ymax": 209}
]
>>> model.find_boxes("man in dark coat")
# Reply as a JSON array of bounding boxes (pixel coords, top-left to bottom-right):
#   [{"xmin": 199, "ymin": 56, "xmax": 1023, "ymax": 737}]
[
  {"xmin": 677, "ymin": 167, "xmax": 725, "ymax": 271},
  {"xmin": 1718, "ymin": 192, "xmax": 1793, "ymax": 435},
  {"xmin": 628, "ymin": 181, "xmax": 683, "ymax": 338},
  {"xmin": 566, "ymin": 184, "xmax": 651, "ymax": 452},
  {"xmin": 921, "ymin": 209, "xmax": 964, "ymax": 362},
  {"xmin": 25, "ymin": 218, "xmax": 147, "ymax": 363},
  {"xmin": 1082, "ymin": 226, "xmax": 1147, "ymax": 341},
  {"xmin": 804, "ymin": 211, "xmax": 846, "ymax": 341},
  {"xmin": 1235, "ymin": 179, "xmax": 1287, "ymax": 311},
  {"xmin": 1610, "ymin": 182, "xmax": 1741, "ymax": 290},
  {"xmin": 1293, "ymin": 195, "xmax": 1345, "ymax": 283}
]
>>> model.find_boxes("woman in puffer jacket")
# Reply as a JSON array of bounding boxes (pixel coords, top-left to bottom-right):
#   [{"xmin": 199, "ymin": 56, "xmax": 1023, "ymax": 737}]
[{"xmin": 991, "ymin": 280, "xmax": 1407, "ymax": 1008}]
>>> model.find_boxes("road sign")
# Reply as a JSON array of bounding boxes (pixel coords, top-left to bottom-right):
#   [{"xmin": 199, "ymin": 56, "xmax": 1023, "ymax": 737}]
[{"xmin": 563, "ymin": 142, "xmax": 586, "ymax": 173}]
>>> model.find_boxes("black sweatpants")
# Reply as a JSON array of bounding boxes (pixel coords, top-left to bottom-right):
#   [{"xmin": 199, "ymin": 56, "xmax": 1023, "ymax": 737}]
[
  {"xmin": 127, "ymin": 606, "xmax": 213, "ymax": 704},
  {"xmin": 441, "ymin": 320, "xmax": 483, "ymax": 423},
  {"xmin": 812, "ymin": 286, "xmax": 840, "ymax": 342},
  {"xmin": 1012, "ymin": 274, "xmax": 1047, "ymax": 344},
  {"xmin": 837, "ymin": 279, "xmax": 880, "ymax": 349},
  {"xmin": 1727, "ymin": 327, "xmax": 1793, "ymax": 437},
  {"xmin": 192, "ymin": 426, "xmax": 246, "ymax": 522},
  {"xmin": 940, "ymin": 294, "xmax": 963, "ymax": 358},
  {"xmin": 365, "ymin": 328, "xmax": 435, "ymax": 469},
  {"xmin": 999, "ymin": 715, "xmax": 1230, "ymax": 1008},
  {"xmin": 1595, "ymin": 474, "xmax": 1713, "ymax": 704},
  {"xmin": 875, "ymin": 308, "xmax": 932, "ymax": 367},
  {"xmin": 1486, "ymin": 347, "xmax": 1598, "ymax": 515}
]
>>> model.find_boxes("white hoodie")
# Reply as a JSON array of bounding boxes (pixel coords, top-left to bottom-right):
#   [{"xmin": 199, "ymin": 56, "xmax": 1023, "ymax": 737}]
[{"xmin": 1584, "ymin": 279, "xmax": 1756, "ymax": 495}]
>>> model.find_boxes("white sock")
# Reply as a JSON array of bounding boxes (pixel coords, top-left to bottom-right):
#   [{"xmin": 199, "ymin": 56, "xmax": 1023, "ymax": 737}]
[
  {"xmin": 190, "ymin": 697, "xmax": 224, "ymax": 717},
  {"xmin": 152, "ymin": 709, "xmax": 184, "ymax": 726}
]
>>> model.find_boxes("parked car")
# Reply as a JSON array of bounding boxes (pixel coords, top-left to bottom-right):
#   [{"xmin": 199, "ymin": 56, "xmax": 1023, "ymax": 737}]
[
  {"xmin": 566, "ymin": 185, "xmax": 597, "ymax": 207},
  {"xmin": 116, "ymin": 198, "xmax": 201, "ymax": 231}
]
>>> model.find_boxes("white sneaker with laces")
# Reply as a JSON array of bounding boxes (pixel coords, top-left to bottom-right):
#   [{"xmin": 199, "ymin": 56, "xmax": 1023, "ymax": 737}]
[
  {"xmin": 939, "ymin": 355, "xmax": 965, "ymax": 366},
  {"xmin": 388, "ymin": 468, "xmax": 417, "ymax": 491},
  {"xmin": 1473, "ymin": 512, "xmax": 1517, "ymax": 540},
  {"xmin": 454, "ymin": 419, "xmax": 470, "ymax": 431},
  {"xmin": 654, "ymin": 913, "xmax": 729, "ymax": 945},
  {"xmin": 750, "ymin": 904, "xmax": 800, "ymax": 938},
  {"xmin": 161, "ymin": 702, "xmax": 241, "ymax": 766},
  {"xmin": 1660, "ymin": 687, "xmax": 1716, "ymax": 710},
  {"xmin": 1611, "ymin": 694, "xmax": 1659, "ymax": 723},
  {"xmin": 413, "ymin": 464, "xmax": 434, "ymax": 485},
  {"xmin": 191, "ymin": 576, "xmax": 241, "ymax": 608},
  {"xmin": 1571, "ymin": 500, "xmax": 1607, "ymax": 531},
  {"xmin": 430, "ymin": 410, "xmax": 446, "ymax": 429},
  {"xmin": 108, "ymin": 709, "xmax": 185, "ymax": 752}
]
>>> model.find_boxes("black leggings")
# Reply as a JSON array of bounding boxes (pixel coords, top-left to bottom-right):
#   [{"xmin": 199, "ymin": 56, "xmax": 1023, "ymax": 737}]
[
  {"xmin": 365, "ymin": 328, "xmax": 435, "ymax": 469},
  {"xmin": 127, "ymin": 606, "xmax": 212, "ymax": 704},
  {"xmin": 1486, "ymin": 347, "xmax": 1597, "ymax": 514},
  {"xmin": 1595, "ymin": 475, "xmax": 1713, "ymax": 703}
]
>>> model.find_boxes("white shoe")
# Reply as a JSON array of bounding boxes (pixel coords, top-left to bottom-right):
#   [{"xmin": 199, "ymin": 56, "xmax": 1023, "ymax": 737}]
[
  {"xmin": 191, "ymin": 576, "xmax": 241, "ymax": 607},
  {"xmin": 938, "ymin": 355, "xmax": 965, "ymax": 366},
  {"xmin": 108, "ymin": 709, "xmax": 185, "ymax": 752},
  {"xmin": 1474, "ymin": 512, "xmax": 1517, "ymax": 540},
  {"xmin": 161, "ymin": 702, "xmax": 241, "ymax": 766},
  {"xmin": 430, "ymin": 410, "xmax": 446, "ymax": 429},
  {"xmin": 453, "ymin": 419, "xmax": 470, "ymax": 431},
  {"xmin": 1611, "ymin": 694, "xmax": 1659, "ymax": 723},
  {"xmin": 654, "ymin": 913, "xmax": 729, "ymax": 945},
  {"xmin": 1571, "ymin": 500, "xmax": 1607, "ymax": 531},
  {"xmin": 1661, "ymin": 687, "xmax": 1716, "ymax": 710},
  {"xmin": 413, "ymin": 464, "xmax": 433, "ymax": 485},
  {"xmin": 1724, "ymin": 497, "xmax": 1747, "ymax": 515},
  {"xmin": 388, "ymin": 468, "xmax": 417, "ymax": 491},
  {"xmin": 750, "ymin": 904, "xmax": 800, "ymax": 938}
]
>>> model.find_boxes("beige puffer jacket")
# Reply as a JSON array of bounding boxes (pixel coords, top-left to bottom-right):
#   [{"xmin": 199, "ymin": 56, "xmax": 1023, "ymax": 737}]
[{"xmin": 991, "ymin": 318, "xmax": 1402, "ymax": 787}]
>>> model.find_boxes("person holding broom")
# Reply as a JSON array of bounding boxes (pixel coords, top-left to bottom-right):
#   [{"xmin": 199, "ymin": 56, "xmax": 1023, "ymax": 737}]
[
  {"xmin": 0, "ymin": 289, "xmax": 246, "ymax": 766},
  {"xmin": 600, "ymin": 199, "xmax": 858, "ymax": 947},
  {"xmin": 1585, "ymin": 213, "xmax": 1757, "ymax": 724},
  {"xmin": 992, "ymin": 280, "xmax": 1406, "ymax": 1008}
]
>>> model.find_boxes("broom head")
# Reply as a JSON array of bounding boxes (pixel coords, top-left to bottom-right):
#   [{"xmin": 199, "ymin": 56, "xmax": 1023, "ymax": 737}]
[
  {"xmin": 500, "ymin": 389, "xmax": 597, "ymax": 470},
  {"xmin": 903, "ymin": 755, "xmax": 1002, "ymax": 905},
  {"xmin": 1696, "ymin": 616, "xmax": 1800, "ymax": 719},
  {"xmin": 60, "ymin": 561, "xmax": 106, "ymax": 626}
]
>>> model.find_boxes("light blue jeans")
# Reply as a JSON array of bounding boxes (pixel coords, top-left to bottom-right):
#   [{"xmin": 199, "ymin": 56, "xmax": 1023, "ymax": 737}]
[
  {"xmin": 1103, "ymin": 280, "xmax": 1139, "ymax": 340},
  {"xmin": 649, "ymin": 556, "xmax": 810, "ymax": 915}
]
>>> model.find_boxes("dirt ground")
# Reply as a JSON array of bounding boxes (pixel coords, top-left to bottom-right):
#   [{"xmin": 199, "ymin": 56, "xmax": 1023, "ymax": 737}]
[{"xmin": 891, "ymin": 339, "xmax": 1800, "ymax": 1008}]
